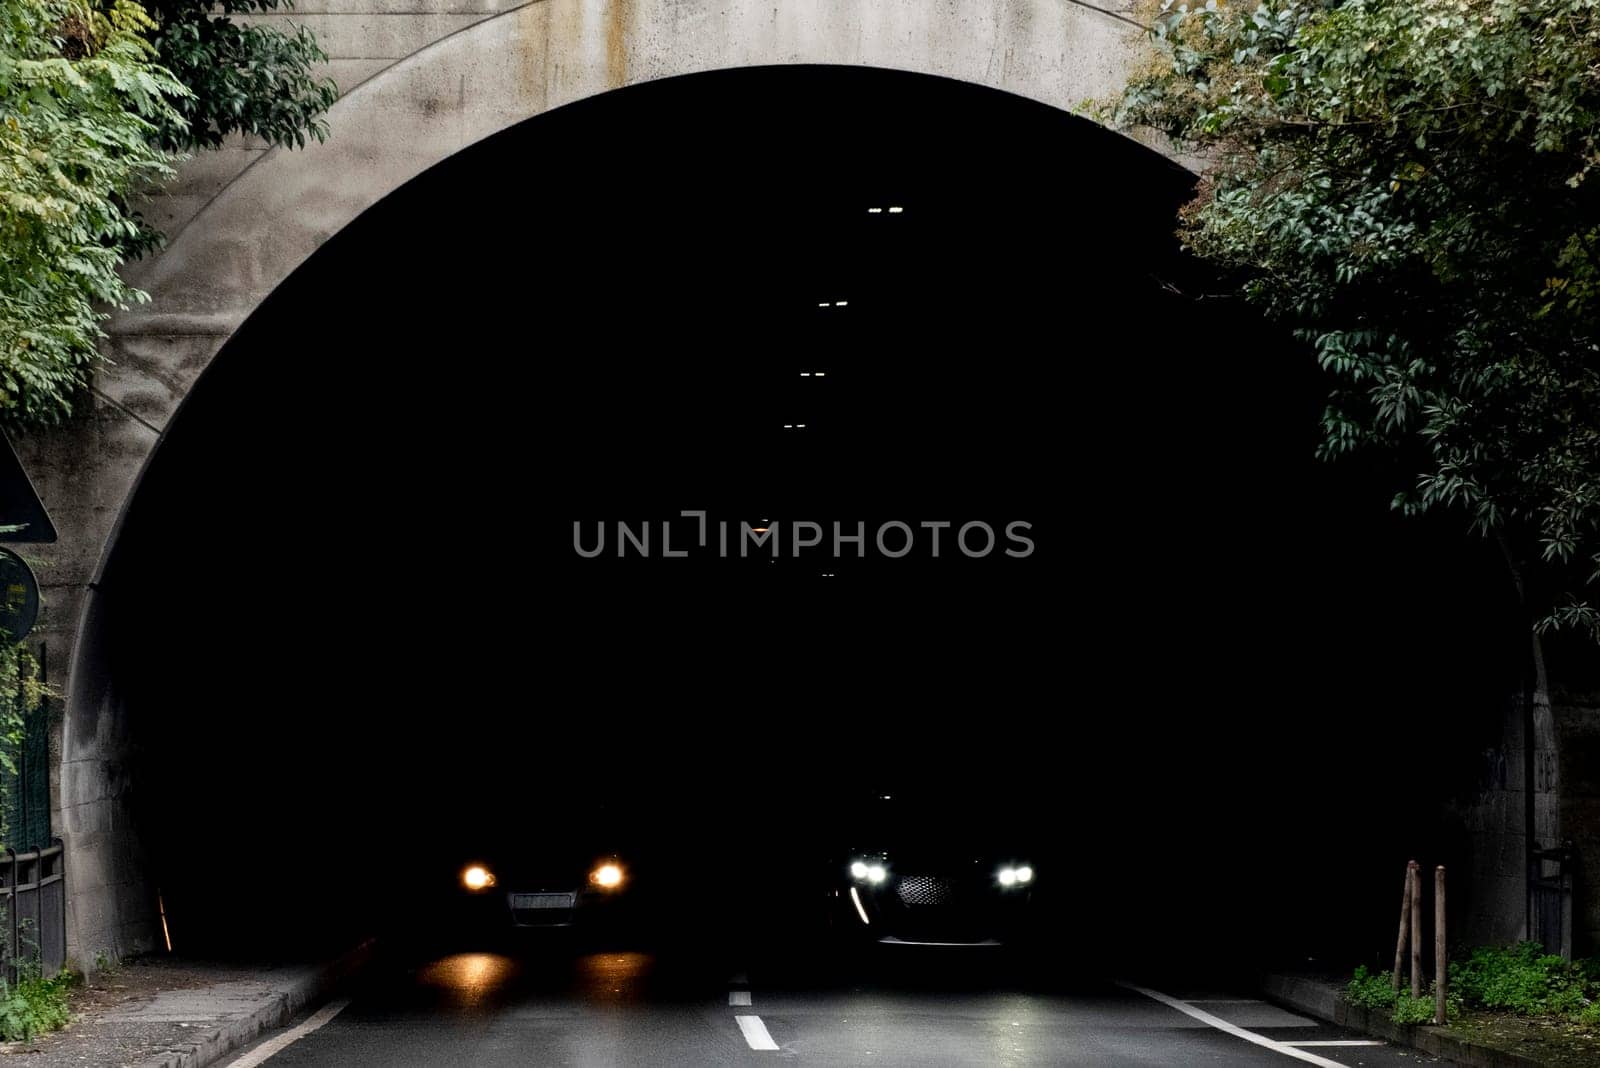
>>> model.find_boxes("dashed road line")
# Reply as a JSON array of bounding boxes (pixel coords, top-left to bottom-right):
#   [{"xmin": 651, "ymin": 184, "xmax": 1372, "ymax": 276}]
[
  {"xmin": 1186, "ymin": 998, "xmax": 1266, "ymax": 1004},
  {"xmin": 735, "ymin": 1014, "xmax": 780, "ymax": 1051},
  {"xmin": 1286, "ymin": 1040, "xmax": 1385, "ymax": 1047},
  {"xmin": 1118, "ymin": 983, "xmax": 1348, "ymax": 1067},
  {"xmin": 729, "ymin": 990, "xmax": 752, "ymax": 1006}
]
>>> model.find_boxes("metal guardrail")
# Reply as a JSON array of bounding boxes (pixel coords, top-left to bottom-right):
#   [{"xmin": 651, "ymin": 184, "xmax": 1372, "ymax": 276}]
[{"xmin": 0, "ymin": 839, "xmax": 65, "ymax": 980}]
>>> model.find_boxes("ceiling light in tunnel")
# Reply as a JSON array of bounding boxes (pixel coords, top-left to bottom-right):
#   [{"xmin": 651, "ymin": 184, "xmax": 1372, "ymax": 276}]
[
  {"xmin": 801, "ymin": 372, "xmax": 811, "ymax": 376},
  {"xmin": 814, "ymin": 372, "xmax": 826, "ymax": 377},
  {"xmin": 888, "ymin": 206, "xmax": 904, "ymax": 213},
  {"xmin": 819, "ymin": 301, "xmax": 831, "ymax": 307},
  {"xmin": 868, "ymin": 207, "xmax": 884, "ymax": 214},
  {"xmin": 835, "ymin": 300, "xmax": 849, "ymax": 307}
]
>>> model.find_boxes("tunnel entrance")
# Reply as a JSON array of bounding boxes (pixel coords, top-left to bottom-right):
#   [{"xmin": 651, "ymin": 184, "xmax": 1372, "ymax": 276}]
[{"xmin": 92, "ymin": 65, "xmax": 1516, "ymax": 965}]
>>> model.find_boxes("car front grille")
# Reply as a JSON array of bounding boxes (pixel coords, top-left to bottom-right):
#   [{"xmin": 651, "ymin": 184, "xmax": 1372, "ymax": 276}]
[{"xmin": 895, "ymin": 873, "xmax": 954, "ymax": 906}]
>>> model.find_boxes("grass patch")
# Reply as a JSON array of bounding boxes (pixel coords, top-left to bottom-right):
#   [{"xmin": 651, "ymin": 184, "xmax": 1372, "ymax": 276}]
[
  {"xmin": 1344, "ymin": 945, "xmax": 1600, "ymax": 1065},
  {"xmin": 1450, "ymin": 943, "xmax": 1595, "ymax": 1017},
  {"xmin": 0, "ymin": 971, "xmax": 73, "ymax": 1041},
  {"xmin": 1344, "ymin": 964, "xmax": 1458, "ymax": 1024}
]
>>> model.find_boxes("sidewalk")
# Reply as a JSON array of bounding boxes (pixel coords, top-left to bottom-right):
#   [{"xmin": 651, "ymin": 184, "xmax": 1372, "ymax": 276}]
[{"xmin": 0, "ymin": 943, "xmax": 370, "ymax": 1068}]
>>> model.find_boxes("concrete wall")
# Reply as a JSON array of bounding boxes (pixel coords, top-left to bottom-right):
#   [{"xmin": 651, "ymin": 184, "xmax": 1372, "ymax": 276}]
[
  {"xmin": 1555, "ymin": 690, "xmax": 1600, "ymax": 954},
  {"xmin": 20, "ymin": 0, "xmax": 1159, "ymax": 967},
  {"xmin": 1452, "ymin": 689, "xmax": 1561, "ymax": 950}
]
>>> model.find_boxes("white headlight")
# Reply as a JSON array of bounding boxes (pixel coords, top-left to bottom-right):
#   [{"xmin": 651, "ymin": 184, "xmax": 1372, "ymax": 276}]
[
  {"xmin": 850, "ymin": 861, "xmax": 869, "ymax": 880},
  {"xmin": 1015, "ymin": 866, "xmax": 1033, "ymax": 884},
  {"xmin": 866, "ymin": 864, "xmax": 887, "ymax": 884},
  {"xmin": 998, "ymin": 867, "xmax": 1018, "ymax": 887}
]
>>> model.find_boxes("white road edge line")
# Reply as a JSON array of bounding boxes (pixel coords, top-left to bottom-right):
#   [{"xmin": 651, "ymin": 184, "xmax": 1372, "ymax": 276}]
[
  {"xmin": 1118, "ymin": 983, "xmax": 1348, "ymax": 1068},
  {"xmin": 729, "ymin": 990, "xmax": 753, "ymax": 1006},
  {"xmin": 222, "ymin": 998, "xmax": 351, "ymax": 1068},
  {"xmin": 1286, "ymin": 1040, "xmax": 1386, "ymax": 1047},
  {"xmin": 735, "ymin": 1014, "xmax": 780, "ymax": 1051}
]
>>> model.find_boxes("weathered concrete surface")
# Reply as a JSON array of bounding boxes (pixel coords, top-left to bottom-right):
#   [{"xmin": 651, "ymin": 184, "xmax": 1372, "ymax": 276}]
[
  {"xmin": 25, "ymin": 0, "xmax": 1161, "ymax": 968},
  {"xmin": 1450, "ymin": 689, "xmax": 1562, "ymax": 951},
  {"xmin": 1554, "ymin": 689, "xmax": 1600, "ymax": 953}
]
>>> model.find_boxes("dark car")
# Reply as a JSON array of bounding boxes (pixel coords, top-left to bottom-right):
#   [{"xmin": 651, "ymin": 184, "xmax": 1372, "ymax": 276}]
[
  {"xmin": 436, "ymin": 807, "xmax": 749, "ymax": 947},
  {"xmin": 454, "ymin": 845, "xmax": 633, "ymax": 932},
  {"xmin": 829, "ymin": 794, "xmax": 1040, "ymax": 948}
]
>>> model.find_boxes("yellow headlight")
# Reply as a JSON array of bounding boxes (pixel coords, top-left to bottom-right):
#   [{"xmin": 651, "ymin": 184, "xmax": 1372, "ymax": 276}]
[
  {"xmin": 462, "ymin": 865, "xmax": 495, "ymax": 891},
  {"xmin": 591, "ymin": 863, "xmax": 624, "ymax": 889}
]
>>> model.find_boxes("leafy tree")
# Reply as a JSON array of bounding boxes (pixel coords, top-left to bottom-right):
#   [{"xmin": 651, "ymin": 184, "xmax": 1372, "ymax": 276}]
[
  {"xmin": 145, "ymin": 0, "xmax": 336, "ymax": 151},
  {"xmin": 1117, "ymin": 0, "xmax": 1600, "ymax": 647},
  {"xmin": 0, "ymin": 0, "xmax": 334, "ymax": 428},
  {"xmin": 0, "ymin": 0, "xmax": 187, "ymax": 425}
]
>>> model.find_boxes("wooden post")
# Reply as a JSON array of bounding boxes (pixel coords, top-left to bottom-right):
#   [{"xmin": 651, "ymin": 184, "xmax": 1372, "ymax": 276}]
[
  {"xmin": 1410, "ymin": 862, "xmax": 1423, "ymax": 999},
  {"xmin": 1393, "ymin": 862, "xmax": 1414, "ymax": 992},
  {"xmin": 1435, "ymin": 866, "xmax": 1447, "ymax": 1025}
]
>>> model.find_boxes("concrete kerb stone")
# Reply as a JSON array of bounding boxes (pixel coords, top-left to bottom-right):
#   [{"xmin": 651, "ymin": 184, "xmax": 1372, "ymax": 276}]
[{"xmin": 134, "ymin": 940, "xmax": 375, "ymax": 1068}]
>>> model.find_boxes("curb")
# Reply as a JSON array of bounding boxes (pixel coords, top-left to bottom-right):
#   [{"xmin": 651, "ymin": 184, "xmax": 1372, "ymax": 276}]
[
  {"xmin": 1262, "ymin": 973, "xmax": 1546, "ymax": 1068},
  {"xmin": 135, "ymin": 939, "xmax": 376, "ymax": 1068}
]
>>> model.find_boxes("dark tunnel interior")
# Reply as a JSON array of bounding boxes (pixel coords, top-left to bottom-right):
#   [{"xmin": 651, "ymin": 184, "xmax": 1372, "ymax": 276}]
[{"xmin": 100, "ymin": 65, "xmax": 1522, "ymax": 973}]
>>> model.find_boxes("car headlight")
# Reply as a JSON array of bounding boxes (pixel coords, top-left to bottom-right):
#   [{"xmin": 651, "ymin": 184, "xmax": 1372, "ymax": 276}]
[
  {"xmin": 849, "ymin": 858, "xmax": 887, "ymax": 885},
  {"xmin": 462, "ymin": 865, "xmax": 496, "ymax": 891},
  {"xmin": 997, "ymin": 864, "xmax": 1033, "ymax": 888},
  {"xmin": 590, "ymin": 862, "xmax": 624, "ymax": 889}
]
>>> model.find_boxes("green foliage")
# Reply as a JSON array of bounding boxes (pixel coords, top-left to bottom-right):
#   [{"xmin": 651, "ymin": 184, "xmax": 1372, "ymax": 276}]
[
  {"xmin": 0, "ymin": 639, "xmax": 46, "ymax": 850},
  {"xmin": 1346, "ymin": 964, "xmax": 1397, "ymax": 1009},
  {"xmin": 1118, "ymin": 0, "xmax": 1600, "ymax": 639},
  {"xmin": 0, "ymin": 0, "xmax": 186, "ymax": 426},
  {"xmin": 0, "ymin": 969, "xmax": 71, "ymax": 1040},
  {"xmin": 1450, "ymin": 943, "xmax": 1597, "ymax": 1016},
  {"xmin": 144, "ymin": 0, "xmax": 336, "ymax": 151},
  {"xmin": 1344, "ymin": 965, "xmax": 1459, "ymax": 1025},
  {"xmin": 1393, "ymin": 992, "xmax": 1442, "ymax": 1025},
  {"xmin": 0, "ymin": 640, "xmax": 48, "ymax": 772},
  {"xmin": 0, "ymin": 0, "xmax": 336, "ymax": 428}
]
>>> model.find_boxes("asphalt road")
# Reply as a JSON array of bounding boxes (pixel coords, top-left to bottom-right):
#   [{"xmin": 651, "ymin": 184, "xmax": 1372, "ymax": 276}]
[{"xmin": 223, "ymin": 946, "xmax": 1451, "ymax": 1067}]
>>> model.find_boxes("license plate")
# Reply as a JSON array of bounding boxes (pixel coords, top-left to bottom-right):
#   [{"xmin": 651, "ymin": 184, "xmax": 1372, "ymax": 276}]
[{"xmin": 510, "ymin": 892, "xmax": 575, "ymax": 909}]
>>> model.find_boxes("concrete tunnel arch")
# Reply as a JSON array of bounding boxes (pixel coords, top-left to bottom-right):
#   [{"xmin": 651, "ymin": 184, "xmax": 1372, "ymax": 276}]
[
  {"xmin": 50, "ymin": 37, "xmax": 1204, "ymax": 964},
  {"xmin": 44, "ymin": 41, "xmax": 1533, "ymax": 969}
]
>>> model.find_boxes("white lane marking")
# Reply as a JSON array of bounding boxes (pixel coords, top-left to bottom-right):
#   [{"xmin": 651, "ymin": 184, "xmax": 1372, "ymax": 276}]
[
  {"xmin": 736, "ymin": 1014, "xmax": 780, "ymax": 1051},
  {"xmin": 1286, "ymin": 1041, "xmax": 1385, "ymax": 1047},
  {"xmin": 1118, "ymin": 983, "xmax": 1347, "ymax": 1068},
  {"xmin": 1186, "ymin": 998, "xmax": 1266, "ymax": 1004},
  {"xmin": 223, "ymin": 999, "xmax": 350, "ymax": 1068},
  {"xmin": 729, "ymin": 990, "xmax": 752, "ymax": 1006}
]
